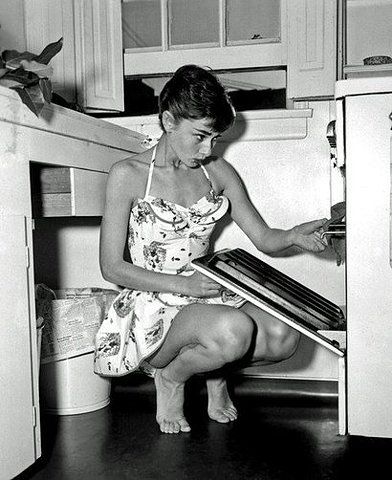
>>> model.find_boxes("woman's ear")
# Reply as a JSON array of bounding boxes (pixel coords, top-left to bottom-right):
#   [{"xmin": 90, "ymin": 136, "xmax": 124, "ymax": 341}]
[{"xmin": 162, "ymin": 111, "xmax": 176, "ymax": 132}]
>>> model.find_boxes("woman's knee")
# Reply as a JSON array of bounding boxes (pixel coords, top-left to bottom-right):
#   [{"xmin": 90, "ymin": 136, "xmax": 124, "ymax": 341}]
[
  {"xmin": 267, "ymin": 323, "xmax": 300, "ymax": 362},
  {"xmin": 208, "ymin": 310, "xmax": 254, "ymax": 363}
]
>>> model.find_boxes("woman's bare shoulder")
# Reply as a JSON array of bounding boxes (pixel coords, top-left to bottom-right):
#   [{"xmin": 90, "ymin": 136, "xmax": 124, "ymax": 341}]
[
  {"xmin": 108, "ymin": 147, "xmax": 151, "ymax": 202},
  {"xmin": 204, "ymin": 156, "xmax": 238, "ymax": 191},
  {"xmin": 110, "ymin": 149, "xmax": 151, "ymax": 174},
  {"xmin": 108, "ymin": 149, "xmax": 152, "ymax": 192},
  {"xmin": 206, "ymin": 155, "xmax": 236, "ymax": 174}
]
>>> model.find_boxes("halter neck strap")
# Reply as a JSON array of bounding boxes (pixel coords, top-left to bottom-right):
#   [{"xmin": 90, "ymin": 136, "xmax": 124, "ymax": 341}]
[
  {"xmin": 200, "ymin": 164, "xmax": 212, "ymax": 186},
  {"xmin": 144, "ymin": 146, "xmax": 157, "ymax": 199}
]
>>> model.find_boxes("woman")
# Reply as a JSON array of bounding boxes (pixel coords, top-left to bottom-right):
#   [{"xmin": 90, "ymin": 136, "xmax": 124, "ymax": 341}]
[{"xmin": 94, "ymin": 65, "xmax": 327, "ymax": 434}]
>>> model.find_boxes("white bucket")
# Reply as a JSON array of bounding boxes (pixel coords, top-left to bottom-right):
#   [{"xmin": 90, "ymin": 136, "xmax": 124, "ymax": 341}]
[{"xmin": 40, "ymin": 352, "xmax": 111, "ymax": 415}]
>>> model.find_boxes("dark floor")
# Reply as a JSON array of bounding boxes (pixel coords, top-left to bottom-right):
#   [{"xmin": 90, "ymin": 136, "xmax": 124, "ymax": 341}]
[{"xmin": 18, "ymin": 376, "xmax": 392, "ymax": 480}]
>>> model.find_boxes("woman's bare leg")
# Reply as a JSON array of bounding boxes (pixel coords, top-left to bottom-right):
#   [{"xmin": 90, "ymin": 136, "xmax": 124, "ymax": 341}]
[
  {"xmin": 205, "ymin": 301, "xmax": 301, "ymax": 423},
  {"xmin": 239, "ymin": 302, "xmax": 301, "ymax": 364},
  {"xmin": 148, "ymin": 303, "xmax": 254, "ymax": 433},
  {"xmin": 206, "ymin": 376, "xmax": 237, "ymax": 423}
]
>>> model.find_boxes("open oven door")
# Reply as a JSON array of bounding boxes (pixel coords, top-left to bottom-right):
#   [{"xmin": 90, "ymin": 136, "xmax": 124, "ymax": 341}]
[{"xmin": 192, "ymin": 248, "xmax": 347, "ymax": 434}]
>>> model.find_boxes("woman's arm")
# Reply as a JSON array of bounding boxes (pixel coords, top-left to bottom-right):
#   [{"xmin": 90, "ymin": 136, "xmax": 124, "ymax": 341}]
[
  {"xmin": 217, "ymin": 159, "xmax": 327, "ymax": 254},
  {"xmin": 100, "ymin": 159, "xmax": 221, "ymax": 296}
]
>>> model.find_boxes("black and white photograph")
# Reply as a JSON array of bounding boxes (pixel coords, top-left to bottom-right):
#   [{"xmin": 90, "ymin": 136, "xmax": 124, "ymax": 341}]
[{"xmin": 1, "ymin": 1, "xmax": 392, "ymax": 479}]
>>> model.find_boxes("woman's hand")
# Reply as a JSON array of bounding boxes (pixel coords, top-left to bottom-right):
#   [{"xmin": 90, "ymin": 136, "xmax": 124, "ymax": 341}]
[
  {"xmin": 182, "ymin": 271, "xmax": 222, "ymax": 298},
  {"xmin": 289, "ymin": 218, "xmax": 328, "ymax": 252}
]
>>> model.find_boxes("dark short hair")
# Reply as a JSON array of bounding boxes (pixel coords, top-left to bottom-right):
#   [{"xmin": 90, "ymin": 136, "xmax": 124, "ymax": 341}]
[{"xmin": 158, "ymin": 64, "xmax": 235, "ymax": 133}]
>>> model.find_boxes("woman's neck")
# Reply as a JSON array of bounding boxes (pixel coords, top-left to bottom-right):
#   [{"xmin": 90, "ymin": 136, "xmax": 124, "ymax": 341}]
[{"xmin": 155, "ymin": 134, "xmax": 182, "ymax": 169}]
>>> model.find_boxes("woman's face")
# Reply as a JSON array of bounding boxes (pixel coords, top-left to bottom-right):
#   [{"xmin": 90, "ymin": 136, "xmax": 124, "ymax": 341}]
[{"xmin": 165, "ymin": 114, "xmax": 222, "ymax": 167}]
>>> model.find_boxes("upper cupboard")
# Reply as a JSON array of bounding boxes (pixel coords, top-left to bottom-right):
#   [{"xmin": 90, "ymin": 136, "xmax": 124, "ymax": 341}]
[{"xmin": 23, "ymin": 0, "xmax": 338, "ymax": 112}]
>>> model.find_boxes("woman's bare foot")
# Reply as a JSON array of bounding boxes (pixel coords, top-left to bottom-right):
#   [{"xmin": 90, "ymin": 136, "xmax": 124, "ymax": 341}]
[
  {"xmin": 154, "ymin": 368, "xmax": 191, "ymax": 434},
  {"xmin": 206, "ymin": 377, "xmax": 238, "ymax": 423}
]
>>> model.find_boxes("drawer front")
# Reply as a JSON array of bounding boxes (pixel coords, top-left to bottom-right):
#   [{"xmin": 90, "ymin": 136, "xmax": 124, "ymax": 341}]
[{"xmin": 32, "ymin": 167, "xmax": 108, "ymax": 217}]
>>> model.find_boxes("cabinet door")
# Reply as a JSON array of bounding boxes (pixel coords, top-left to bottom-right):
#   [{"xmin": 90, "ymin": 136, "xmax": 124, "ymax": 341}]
[
  {"xmin": 74, "ymin": 0, "xmax": 124, "ymax": 112},
  {"xmin": 287, "ymin": 0, "xmax": 337, "ymax": 99},
  {"xmin": 24, "ymin": 0, "xmax": 78, "ymax": 104},
  {"xmin": 24, "ymin": 0, "xmax": 124, "ymax": 112},
  {"xmin": 0, "ymin": 215, "xmax": 41, "ymax": 480}
]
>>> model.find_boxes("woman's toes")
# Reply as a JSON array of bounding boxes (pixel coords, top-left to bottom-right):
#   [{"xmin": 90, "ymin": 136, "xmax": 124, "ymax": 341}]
[
  {"xmin": 226, "ymin": 407, "xmax": 238, "ymax": 420},
  {"xmin": 179, "ymin": 418, "xmax": 191, "ymax": 432},
  {"xmin": 217, "ymin": 412, "xmax": 231, "ymax": 423},
  {"xmin": 160, "ymin": 418, "xmax": 190, "ymax": 434},
  {"xmin": 160, "ymin": 420, "xmax": 168, "ymax": 433},
  {"xmin": 162, "ymin": 421, "xmax": 175, "ymax": 434},
  {"xmin": 209, "ymin": 407, "xmax": 238, "ymax": 423},
  {"xmin": 170, "ymin": 422, "xmax": 180, "ymax": 434},
  {"xmin": 211, "ymin": 409, "xmax": 231, "ymax": 423}
]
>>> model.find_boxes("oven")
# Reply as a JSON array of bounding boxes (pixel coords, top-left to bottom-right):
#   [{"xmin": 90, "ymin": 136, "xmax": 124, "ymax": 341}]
[{"xmin": 193, "ymin": 77, "xmax": 392, "ymax": 439}]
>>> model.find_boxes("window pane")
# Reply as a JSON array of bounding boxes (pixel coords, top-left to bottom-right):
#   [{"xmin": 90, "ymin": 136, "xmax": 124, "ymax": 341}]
[
  {"xmin": 218, "ymin": 70, "xmax": 286, "ymax": 111},
  {"xmin": 346, "ymin": 1, "xmax": 392, "ymax": 65},
  {"xmin": 122, "ymin": 0, "xmax": 161, "ymax": 49},
  {"xmin": 169, "ymin": 0, "xmax": 219, "ymax": 47},
  {"xmin": 226, "ymin": 0, "xmax": 280, "ymax": 44}
]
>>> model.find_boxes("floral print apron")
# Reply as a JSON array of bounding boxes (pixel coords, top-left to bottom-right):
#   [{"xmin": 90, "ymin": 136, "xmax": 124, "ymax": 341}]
[{"xmin": 94, "ymin": 147, "xmax": 245, "ymax": 377}]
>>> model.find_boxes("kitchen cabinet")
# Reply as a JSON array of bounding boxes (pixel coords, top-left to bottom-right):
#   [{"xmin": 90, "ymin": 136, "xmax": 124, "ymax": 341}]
[
  {"xmin": 287, "ymin": 0, "xmax": 338, "ymax": 99},
  {"xmin": 0, "ymin": 101, "xmax": 41, "ymax": 480},
  {"xmin": 0, "ymin": 84, "xmax": 144, "ymax": 478},
  {"xmin": 0, "ymin": 214, "xmax": 39, "ymax": 480},
  {"xmin": 24, "ymin": 0, "xmax": 124, "ymax": 112}
]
